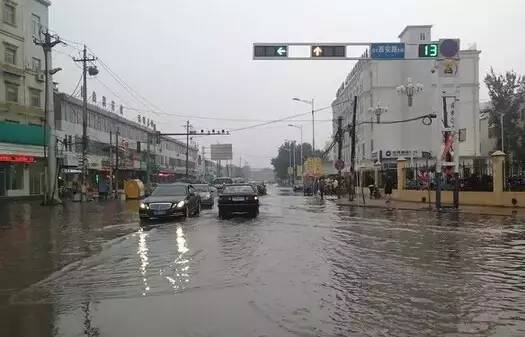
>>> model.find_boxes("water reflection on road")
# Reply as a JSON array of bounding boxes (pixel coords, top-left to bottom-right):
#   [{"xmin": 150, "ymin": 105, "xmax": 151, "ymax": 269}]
[{"xmin": 1, "ymin": 187, "xmax": 525, "ymax": 336}]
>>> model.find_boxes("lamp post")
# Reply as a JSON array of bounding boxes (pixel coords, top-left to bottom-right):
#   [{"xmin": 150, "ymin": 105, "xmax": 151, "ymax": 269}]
[
  {"xmin": 288, "ymin": 124, "xmax": 303, "ymax": 177},
  {"xmin": 396, "ymin": 78, "xmax": 424, "ymax": 107},
  {"xmin": 292, "ymin": 97, "xmax": 315, "ymax": 151},
  {"xmin": 368, "ymin": 104, "xmax": 388, "ymax": 123}
]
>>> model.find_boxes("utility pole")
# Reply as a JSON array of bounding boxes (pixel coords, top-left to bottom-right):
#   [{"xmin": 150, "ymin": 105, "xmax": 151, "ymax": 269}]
[
  {"xmin": 288, "ymin": 142, "xmax": 292, "ymax": 186},
  {"xmin": 337, "ymin": 116, "xmax": 343, "ymax": 199},
  {"xmin": 311, "ymin": 99, "xmax": 315, "ymax": 152},
  {"xmin": 500, "ymin": 113, "xmax": 505, "ymax": 152},
  {"xmin": 146, "ymin": 132, "xmax": 152, "ymax": 193},
  {"xmin": 185, "ymin": 120, "xmax": 190, "ymax": 177},
  {"xmin": 115, "ymin": 130, "xmax": 119, "ymax": 197},
  {"xmin": 349, "ymin": 96, "xmax": 357, "ymax": 201},
  {"xmin": 34, "ymin": 30, "xmax": 62, "ymax": 205},
  {"xmin": 74, "ymin": 45, "xmax": 97, "ymax": 201},
  {"xmin": 109, "ymin": 130, "xmax": 113, "ymax": 199},
  {"xmin": 292, "ymin": 141, "xmax": 296, "ymax": 186}
]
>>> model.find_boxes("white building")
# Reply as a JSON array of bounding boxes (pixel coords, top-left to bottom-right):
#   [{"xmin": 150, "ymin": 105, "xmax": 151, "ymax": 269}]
[
  {"xmin": 0, "ymin": 0, "xmax": 50, "ymax": 197},
  {"xmin": 332, "ymin": 25, "xmax": 481, "ymax": 172},
  {"xmin": 54, "ymin": 93, "xmax": 199, "ymax": 189}
]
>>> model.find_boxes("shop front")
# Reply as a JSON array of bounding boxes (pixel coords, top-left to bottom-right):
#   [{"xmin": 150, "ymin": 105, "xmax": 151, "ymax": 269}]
[{"xmin": 0, "ymin": 153, "xmax": 44, "ymax": 198}]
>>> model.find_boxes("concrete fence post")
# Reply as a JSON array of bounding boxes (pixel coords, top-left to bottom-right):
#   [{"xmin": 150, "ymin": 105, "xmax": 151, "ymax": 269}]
[
  {"xmin": 397, "ymin": 157, "xmax": 407, "ymax": 190},
  {"xmin": 491, "ymin": 151, "xmax": 506, "ymax": 193}
]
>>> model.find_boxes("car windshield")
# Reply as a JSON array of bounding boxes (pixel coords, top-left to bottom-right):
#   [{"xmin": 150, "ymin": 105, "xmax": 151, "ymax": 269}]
[
  {"xmin": 193, "ymin": 185, "xmax": 210, "ymax": 192},
  {"xmin": 151, "ymin": 185, "xmax": 187, "ymax": 196},
  {"xmin": 214, "ymin": 178, "xmax": 233, "ymax": 185},
  {"xmin": 222, "ymin": 185, "xmax": 254, "ymax": 194}
]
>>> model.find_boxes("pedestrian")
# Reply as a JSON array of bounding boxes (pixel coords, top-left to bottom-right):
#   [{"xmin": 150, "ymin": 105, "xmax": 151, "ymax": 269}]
[
  {"xmin": 384, "ymin": 174, "xmax": 394, "ymax": 208},
  {"xmin": 319, "ymin": 178, "xmax": 325, "ymax": 200},
  {"xmin": 333, "ymin": 178, "xmax": 339, "ymax": 196}
]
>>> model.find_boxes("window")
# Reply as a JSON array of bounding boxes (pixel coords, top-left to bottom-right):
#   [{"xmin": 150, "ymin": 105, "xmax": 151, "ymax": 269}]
[
  {"xmin": 5, "ymin": 83, "xmax": 18, "ymax": 102},
  {"xmin": 3, "ymin": 2, "xmax": 15, "ymax": 25},
  {"xmin": 30, "ymin": 88, "xmax": 41, "ymax": 107},
  {"xmin": 32, "ymin": 14, "xmax": 40, "ymax": 37},
  {"xmin": 459, "ymin": 128, "xmax": 467, "ymax": 142},
  {"xmin": 32, "ymin": 57, "xmax": 41, "ymax": 72},
  {"xmin": 420, "ymin": 32, "xmax": 426, "ymax": 41},
  {"xmin": 9, "ymin": 164, "xmax": 24, "ymax": 190},
  {"xmin": 4, "ymin": 44, "xmax": 16, "ymax": 65}
]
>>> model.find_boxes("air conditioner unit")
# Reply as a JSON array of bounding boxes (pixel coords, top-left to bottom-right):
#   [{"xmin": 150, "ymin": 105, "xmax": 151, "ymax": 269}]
[{"xmin": 36, "ymin": 73, "xmax": 45, "ymax": 82}]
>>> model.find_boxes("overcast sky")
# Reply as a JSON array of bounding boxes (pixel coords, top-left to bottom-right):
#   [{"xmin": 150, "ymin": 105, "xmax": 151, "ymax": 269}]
[{"xmin": 50, "ymin": 0, "xmax": 525, "ymax": 168}]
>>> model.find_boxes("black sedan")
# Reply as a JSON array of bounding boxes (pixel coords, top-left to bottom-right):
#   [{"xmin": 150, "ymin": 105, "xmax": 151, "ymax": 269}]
[
  {"xmin": 218, "ymin": 184, "xmax": 259, "ymax": 219},
  {"xmin": 139, "ymin": 183, "xmax": 201, "ymax": 221},
  {"xmin": 193, "ymin": 184, "xmax": 214, "ymax": 208}
]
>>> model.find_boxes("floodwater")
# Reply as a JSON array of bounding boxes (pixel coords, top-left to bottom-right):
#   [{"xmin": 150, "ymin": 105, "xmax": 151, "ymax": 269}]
[{"xmin": 1, "ymin": 186, "xmax": 525, "ymax": 336}]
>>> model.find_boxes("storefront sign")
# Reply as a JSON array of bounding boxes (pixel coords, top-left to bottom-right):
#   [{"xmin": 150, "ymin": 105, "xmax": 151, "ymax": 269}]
[{"xmin": 0, "ymin": 154, "xmax": 36, "ymax": 163}]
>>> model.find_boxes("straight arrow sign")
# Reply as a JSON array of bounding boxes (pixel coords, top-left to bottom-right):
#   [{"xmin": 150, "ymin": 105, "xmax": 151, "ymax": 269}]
[{"xmin": 313, "ymin": 46, "xmax": 323, "ymax": 57}]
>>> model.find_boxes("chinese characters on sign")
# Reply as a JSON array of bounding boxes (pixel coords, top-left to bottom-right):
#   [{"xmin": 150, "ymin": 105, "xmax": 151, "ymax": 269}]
[
  {"xmin": 0, "ymin": 154, "xmax": 36, "ymax": 163},
  {"xmin": 370, "ymin": 43, "xmax": 405, "ymax": 59}
]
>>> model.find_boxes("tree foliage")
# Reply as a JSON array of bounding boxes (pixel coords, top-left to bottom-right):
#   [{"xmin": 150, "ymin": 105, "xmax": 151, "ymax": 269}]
[
  {"xmin": 271, "ymin": 142, "xmax": 322, "ymax": 181},
  {"xmin": 484, "ymin": 68, "xmax": 525, "ymax": 160}
]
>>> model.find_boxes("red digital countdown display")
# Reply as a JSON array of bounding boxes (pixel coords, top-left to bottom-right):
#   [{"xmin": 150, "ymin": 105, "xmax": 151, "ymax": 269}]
[{"xmin": 0, "ymin": 154, "xmax": 36, "ymax": 163}]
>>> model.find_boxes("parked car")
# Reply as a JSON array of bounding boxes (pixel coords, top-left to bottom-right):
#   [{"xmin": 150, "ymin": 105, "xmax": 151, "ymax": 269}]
[
  {"xmin": 218, "ymin": 184, "xmax": 260, "ymax": 219},
  {"xmin": 139, "ymin": 183, "xmax": 201, "ymax": 221},
  {"xmin": 213, "ymin": 177, "xmax": 234, "ymax": 192},
  {"xmin": 193, "ymin": 184, "xmax": 214, "ymax": 208}
]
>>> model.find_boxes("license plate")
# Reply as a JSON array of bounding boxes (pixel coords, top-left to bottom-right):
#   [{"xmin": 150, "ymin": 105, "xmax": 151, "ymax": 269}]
[
  {"xmin": 154, "ymin": 210, "xmax": 165, "ymax": 216},
  {"xmin": 232, "ymin": 197, "xmax": 245, "ymax": 201}
]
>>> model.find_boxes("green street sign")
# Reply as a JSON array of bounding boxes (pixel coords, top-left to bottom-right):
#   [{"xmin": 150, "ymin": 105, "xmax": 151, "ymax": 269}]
[
  {"xmin": 253, "ymin": 45, "xmax": 288, "ymax": 58},
  {"xmin": 418, "ymin": 43, "xmax": 438, "ymax": 58}
]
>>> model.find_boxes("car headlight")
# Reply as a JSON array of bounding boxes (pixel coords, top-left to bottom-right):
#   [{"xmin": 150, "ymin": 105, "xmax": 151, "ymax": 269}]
[
  {"xmin": 254, "ymin": 196, "xmax": 258, "ymax": 200},
  {"xmin": 206, "ymin": 193, "xmax": 211, "ymax": 199},
  {"xmin": 140, "ymin": 203, "xmax": 148, "ymax": 209},
  {"xmin": 176, "ymin": 200, "xmax": 185, "ymax": 208}
]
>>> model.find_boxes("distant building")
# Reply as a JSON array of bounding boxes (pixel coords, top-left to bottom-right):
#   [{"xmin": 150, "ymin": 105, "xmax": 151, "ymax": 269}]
[
  {"xmin": 332, "ymin": 25, "xmax": 481, "ymax": 172},
  {"xmin": 0, "ymin": 0, "xmax": 50, "ymax": 197},
  {"xmin": 54, "ymin": 93, "xmax": 198, "ymax": 189},
  {"xmin": 249, "ymin": 168, "xmax": 274, "ymax": 182}
]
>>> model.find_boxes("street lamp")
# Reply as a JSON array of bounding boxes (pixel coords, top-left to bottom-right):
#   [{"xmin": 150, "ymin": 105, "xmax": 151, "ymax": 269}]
[
  {"xmin": 292, "ymin": 97, "xmax": 315, "ymax": 151},
  {"xmin": 396, "ymin": 77, "xmax": 424, "ymax": 107},
  {"xmin": 368, "ymin": 104, "xmax": 388, "ymax": 123},
  {"xmin": 288, "ymin": 124, "xmax": 303, "ymax": 177}
]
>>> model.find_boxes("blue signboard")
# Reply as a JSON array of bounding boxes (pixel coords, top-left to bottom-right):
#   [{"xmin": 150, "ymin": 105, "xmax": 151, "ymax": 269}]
[{"xmin": 370, "ymin": 43, "xmax": 405, "ymax": 59}]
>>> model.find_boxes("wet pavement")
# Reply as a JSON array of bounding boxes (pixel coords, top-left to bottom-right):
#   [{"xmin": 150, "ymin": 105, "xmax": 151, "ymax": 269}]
[{"xmin": 1, "ymin": 185, "xmax": 525, "ymax": 337}]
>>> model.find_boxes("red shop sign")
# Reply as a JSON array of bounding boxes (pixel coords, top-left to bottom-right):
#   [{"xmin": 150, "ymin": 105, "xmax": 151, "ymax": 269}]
[{"xmin": 0, "ymin": 154, "xmax": 36, "ymax": 164}]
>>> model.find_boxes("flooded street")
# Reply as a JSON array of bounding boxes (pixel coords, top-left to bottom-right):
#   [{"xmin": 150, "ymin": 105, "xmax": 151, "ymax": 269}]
[{"xmin": 2, "ymin": 186, "xmax": 525, "ymax": 337}]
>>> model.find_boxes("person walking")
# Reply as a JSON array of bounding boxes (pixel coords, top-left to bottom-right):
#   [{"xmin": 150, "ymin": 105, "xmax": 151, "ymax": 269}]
[
  {"xmin": 384, "ymin": 174, "xmax": 394, "ymax": 208},
  {"xmin": 319, "ymin": 178, "xmax": 325, "ymax": 200}
]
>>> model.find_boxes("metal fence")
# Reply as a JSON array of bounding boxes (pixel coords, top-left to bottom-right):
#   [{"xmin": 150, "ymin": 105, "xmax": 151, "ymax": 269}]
[
  {"xmin": 403, "ymin": 160, "xmax": 435, "ymax": 190},
  {"xmin": 506, "ymin": 160, "xmax": 525, "ymax": 191},
  {"xmin": 403, "ymin": 158, "xmax": 493, "ymax": 192}
]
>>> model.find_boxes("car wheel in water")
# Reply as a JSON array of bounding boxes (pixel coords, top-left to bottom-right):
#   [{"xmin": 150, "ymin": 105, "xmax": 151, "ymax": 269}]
[{"xmin": 184, "ymin": 206, "xmax": 190, "ymax": 218}]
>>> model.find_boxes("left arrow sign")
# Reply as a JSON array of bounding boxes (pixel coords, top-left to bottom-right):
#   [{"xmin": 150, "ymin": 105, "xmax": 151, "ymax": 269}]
[{"xmin": 253, "ymin": 45, "xmax": 288, "ymax": 58}]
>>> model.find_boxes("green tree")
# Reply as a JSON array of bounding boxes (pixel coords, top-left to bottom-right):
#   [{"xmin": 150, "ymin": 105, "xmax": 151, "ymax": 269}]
[
  {"xmin": 484, "ymin": 68, "xmax": 525, "ymax": 160},
  {"xmin": 270, "ymin": 142, "xmax": 322, "ymax": 181}
]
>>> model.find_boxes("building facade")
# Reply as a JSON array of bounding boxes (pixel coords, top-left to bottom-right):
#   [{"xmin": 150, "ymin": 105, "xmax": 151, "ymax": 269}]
[
  {"xmin": 332, "ymin": 25, "xmax": 481, "ymax": 172},
  {"xmin": 0, "ymin": 0, "xmax": 50, "ymax": 197},
  {"xmin": 54, "ymin": 93, "xmax": 198, "ymax": 192}
]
